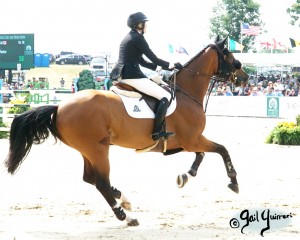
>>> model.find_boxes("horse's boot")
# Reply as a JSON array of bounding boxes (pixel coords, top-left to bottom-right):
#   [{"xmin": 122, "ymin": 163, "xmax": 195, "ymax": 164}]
[{"xmin": 151, "ymin": 97, "xmax": 175, "ymax": 141}]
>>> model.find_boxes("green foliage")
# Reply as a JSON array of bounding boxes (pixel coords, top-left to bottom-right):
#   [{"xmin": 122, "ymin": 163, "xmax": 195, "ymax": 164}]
[
  {"xmin": 243, "ymin": 65, "xmax": 256, "ymax": 75},
  {"xmin": 0, "ymin": 120, "xmax": 9, "ymax": 139},
  {"xmin": 95, "ymin": 81, "xmax": 105, "ymax": 90},
  {"xmin": 209, "ymin": 0, "xmax": 263, "ymax": 52},
  {"xmin": 77, "ymin": 70, "xmax": 95, "ymax": 91},
  {"xmin": 8, "ymin": 93, "xmax": 31, "ymax": 114},
  {"xmin": 266, "ymin": 120, "xmax": 300, "ymax": 145},
  {"xmin": 296, "ymin": 114, "xmax": 300, "ymax": 126},
  {"xmin": 287, "ymin": 0, "xmax": 300, "ymax": 27}
]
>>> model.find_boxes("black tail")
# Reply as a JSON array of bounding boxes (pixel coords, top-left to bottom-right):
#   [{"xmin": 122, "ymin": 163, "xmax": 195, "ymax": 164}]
[{"xmin": 5, "ymin": 105, "xmax": 60, "ymax": 174}]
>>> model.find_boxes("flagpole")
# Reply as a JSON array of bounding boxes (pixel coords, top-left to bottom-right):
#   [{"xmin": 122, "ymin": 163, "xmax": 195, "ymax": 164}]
[{"xmin": 240, "ymin": 21, "xmax": 243, "ymax": 53}]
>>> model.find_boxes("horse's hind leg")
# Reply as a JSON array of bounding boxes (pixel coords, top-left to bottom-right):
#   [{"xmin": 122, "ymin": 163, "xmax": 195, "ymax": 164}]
[
  {"xmin": 111, "ymin": 186, "xmax": 132, "ymax": 211},
  {"xmin": 83, "ymin": 156, "xmax": 96, "ymax": 185},
  {"xmin": 82, "ymin": 155, "xmax": 133, "ymax": 211},
  {"xmin": 177, "ymin": 152, "xmax": 205, "ymax": 188},
  {"xmin": 85, "ymin": 145, "xmax": 138, "ymax": 226}
]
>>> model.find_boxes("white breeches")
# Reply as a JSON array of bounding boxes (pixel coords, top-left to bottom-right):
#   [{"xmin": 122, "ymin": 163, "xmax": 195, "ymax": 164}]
[{"xmin": 119, "ymin": 78, "xmax": 171, "ymax": 101}]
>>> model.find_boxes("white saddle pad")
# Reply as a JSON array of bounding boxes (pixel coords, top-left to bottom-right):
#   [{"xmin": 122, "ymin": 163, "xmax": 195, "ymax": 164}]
[{"xmin": 111, "ymin": 87, "xmax": 176, "ymax": 119}]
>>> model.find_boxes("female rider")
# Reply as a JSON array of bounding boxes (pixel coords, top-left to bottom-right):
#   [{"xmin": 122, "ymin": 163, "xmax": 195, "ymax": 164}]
[{"xmin": 110, "ymin": 12, "xmax": 183, "ymax": 141}]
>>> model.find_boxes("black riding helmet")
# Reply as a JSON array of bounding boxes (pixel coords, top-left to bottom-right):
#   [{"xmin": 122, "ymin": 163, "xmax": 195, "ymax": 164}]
[{"xmin": 127, "ymin": 12, "xmax": 148, "ymax": 29}]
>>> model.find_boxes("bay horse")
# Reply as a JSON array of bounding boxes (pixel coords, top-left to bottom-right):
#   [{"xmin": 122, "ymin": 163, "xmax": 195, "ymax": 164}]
[{"xmin": 4, "ymin": 36, "xmax": 248, "ymax": 226}]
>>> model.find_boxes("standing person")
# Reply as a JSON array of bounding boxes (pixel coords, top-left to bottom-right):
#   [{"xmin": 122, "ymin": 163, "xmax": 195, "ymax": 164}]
[
  {"xmin": 60, "ymin": 78, "xmax": 65, "ymax": 88},
  {"xmin": 110, "ymin": 12, "xmax": 183, "ymax": 141}
]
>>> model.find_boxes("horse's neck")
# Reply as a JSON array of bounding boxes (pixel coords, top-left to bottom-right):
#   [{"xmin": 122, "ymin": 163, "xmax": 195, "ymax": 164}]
[{"xmin": 177, "ymin": 54, "xmax": 216, "ymax": 104}]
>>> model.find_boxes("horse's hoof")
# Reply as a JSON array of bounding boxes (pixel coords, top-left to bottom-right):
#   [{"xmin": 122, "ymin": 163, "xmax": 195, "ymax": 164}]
[
  {"xmin": 127, "ymin": 218, "xmax": 139, "ymax": 226},
  {"xmin": 121, "ymin": 202, "xmax": 132, "ymax": 211},
  {"xmin": 176, "ymin": 174, "xmax": 188, "ymax": 188},
  {"xmin": 228, "ymin": 183, "xmax": 239, "ymax": 193}
]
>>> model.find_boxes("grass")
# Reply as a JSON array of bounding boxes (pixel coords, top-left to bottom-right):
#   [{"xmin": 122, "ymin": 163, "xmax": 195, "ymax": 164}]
[{"xmin": 24, "ymin": 64, "xmax": 89, "ymax": 89}]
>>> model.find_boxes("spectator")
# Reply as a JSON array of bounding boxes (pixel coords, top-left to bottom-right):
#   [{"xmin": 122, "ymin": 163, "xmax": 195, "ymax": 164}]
[
  {"xmin": 265, "ymin": 87, "xmax": 275, "ymax": 96},
  {"xmin": 248, "ymin": 76, "xmax": 255, "ymax": 85},
  {"xmin": 266, "ymin": 81, "xmax": 273, "ymax": 91},
  {"xmin": 284, "ymin": 89, "xmax": 290, "ymax": 96},
  {"xmin": 232, "ymin": 86, "xmax": 240, "ymax": 96},
  {"xmin": 249, "ymin": 87, "xmax": 261, "ymax": 96},
  {"xmin": 274, "ymin": 87, "xmax": 284, "ymax": 97},
  {"xmin": 215, "ymin": 87, "xmax": 224, "ymax": 96},
  {"xmin": 60, "ymin": 78, "xmax": 65, "ymax": 88},
  {"xmin": 288, "ymin": 89, "xmax": 297, "ymax": 97},
  {"xmin": 257, "ymin": 82, "xmax": 264, "ymax": 93},
  {"xmin": 224, "ymin": 86, "xmax": 233, "ymax": 96},
  {"xmin": 275, "ymin": 79, "xmax": 284, "ymax": 91}
]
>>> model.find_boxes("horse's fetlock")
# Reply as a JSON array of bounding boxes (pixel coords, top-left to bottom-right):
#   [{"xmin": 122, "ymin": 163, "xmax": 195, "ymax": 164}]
[
  {"xmin": 228, "ymin": 170, "xmax": 237, "ymax": 178},
  {"xmin": 113, "ymin": 206, "xmax": 126, "ymax": 221},
  {"xmin": 188, "ymin": 169, "xmax": 197, "ymax": 177}
]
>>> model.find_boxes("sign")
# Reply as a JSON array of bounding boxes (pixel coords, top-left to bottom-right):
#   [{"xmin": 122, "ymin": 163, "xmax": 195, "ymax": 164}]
[
  {"xmin": 267, "ymin": 97, "xmax": 279, "ymax": 118},
  {"xmin": 0, "ymin": 34, "xmax": 34, "ymax": 70},
  {"xmin": 0, "ymin": 78, "xmax": 3, "ymax": 121}
]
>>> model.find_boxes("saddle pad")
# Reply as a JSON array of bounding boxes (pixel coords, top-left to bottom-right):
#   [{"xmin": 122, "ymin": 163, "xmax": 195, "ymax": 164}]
[{"xmin": 116, "ymin": 93, "xmax": 176, "ymax": 119}]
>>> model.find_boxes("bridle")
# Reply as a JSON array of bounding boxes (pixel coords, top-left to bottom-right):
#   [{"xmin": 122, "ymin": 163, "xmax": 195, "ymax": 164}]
[{"xmin": 180, "ymin": 43, "xmax": 239, "ymax": 82}]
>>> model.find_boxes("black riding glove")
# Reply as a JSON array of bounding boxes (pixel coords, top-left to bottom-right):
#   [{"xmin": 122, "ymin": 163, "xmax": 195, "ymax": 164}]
[{"xmin": 174, "ymin": 62, "xmax": 183, "ymax": 70}]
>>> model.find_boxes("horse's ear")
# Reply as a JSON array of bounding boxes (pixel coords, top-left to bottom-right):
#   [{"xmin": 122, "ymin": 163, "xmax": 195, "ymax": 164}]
[
  {"xmin": 215, "ymin": 35, "xmax": 220, "ymax": 43},
  {"xmin": 218, "ymin": 35, "xmax": 228, "ymax": 49}
]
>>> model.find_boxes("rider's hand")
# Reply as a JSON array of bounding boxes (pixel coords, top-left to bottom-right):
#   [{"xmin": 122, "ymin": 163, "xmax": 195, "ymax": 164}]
[
  {"xmin": 174, "ymin": 62, "xmax": 183, "ymax": 70},
  {"xmin": 169, "ymin": 62, "xmax": 183, "ymax": 71}
]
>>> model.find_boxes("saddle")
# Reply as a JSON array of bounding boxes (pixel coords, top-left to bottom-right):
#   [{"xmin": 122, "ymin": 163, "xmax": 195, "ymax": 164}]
[{"xmin": 111, "ymin": 80, "xmax": 176, "ymax": 116}]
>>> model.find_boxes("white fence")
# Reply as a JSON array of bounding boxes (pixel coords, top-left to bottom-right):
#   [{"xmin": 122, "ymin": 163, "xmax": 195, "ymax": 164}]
[
  {"xmin": 1, "ymin": 90, "xmax": 300, "ymax": 132},
  {"xmin": 0, "ymin": 89, "xmax": 73, "ymax": 131}
]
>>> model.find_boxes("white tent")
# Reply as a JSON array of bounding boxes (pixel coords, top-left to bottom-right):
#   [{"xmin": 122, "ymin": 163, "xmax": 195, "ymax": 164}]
[{"xmin": 233, "ymin": 53, "xmax": 300, "ymax": 67}]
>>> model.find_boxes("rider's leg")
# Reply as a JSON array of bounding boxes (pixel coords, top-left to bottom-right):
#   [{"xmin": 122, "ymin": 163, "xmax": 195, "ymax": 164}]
[
  {"xmin": 119, "ymin": 78, "xmax": 174, "ymax": 141},
  {"xmin": 151, "ymin": 97, "xmax": 174, "ymax": 141}
]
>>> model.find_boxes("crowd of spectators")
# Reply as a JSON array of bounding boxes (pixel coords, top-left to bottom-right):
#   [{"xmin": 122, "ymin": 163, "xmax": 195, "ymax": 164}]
[
  {"xmin": 211, "ymin": 74, "xmax": 300, "ymax": 97},
  {"xmin": 2, "ymin": 77, "xmax": 49, "ymax": 91}
]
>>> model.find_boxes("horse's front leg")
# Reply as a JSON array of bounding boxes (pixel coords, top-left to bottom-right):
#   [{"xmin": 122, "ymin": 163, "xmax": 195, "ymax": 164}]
[
  {"xmin": 180, "ymin": 136, "xmax": 239, "ymax": 193},
  {"xmin": 177, "ymin": 152, "xmax": 205, "ymax": 188},
  {"xmin": 221, "ymin": 149, "xmax": 239, "ymax": 193},
  {"xmin": 208, "ymin": 141, "xmax": 239, "ymax": 193}
]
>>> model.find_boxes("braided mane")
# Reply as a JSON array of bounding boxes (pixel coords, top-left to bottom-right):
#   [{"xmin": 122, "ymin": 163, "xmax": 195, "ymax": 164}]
[{"xmin": 182, "ymin": 44, "xmax": 212, "ymax": 68}]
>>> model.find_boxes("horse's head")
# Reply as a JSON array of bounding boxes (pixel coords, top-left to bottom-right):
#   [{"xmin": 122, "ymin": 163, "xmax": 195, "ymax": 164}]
[{"xmin": 213, "ymin": 36, "xmax": 249, "ymax": 86}]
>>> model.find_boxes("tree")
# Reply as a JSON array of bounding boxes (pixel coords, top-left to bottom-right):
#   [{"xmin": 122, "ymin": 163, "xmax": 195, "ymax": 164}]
[
  {"xmin": 287, "ymin": 0, "xmax": 300, "ymax": 27},
  {"xmin": 209, "ymin": 0, "xmax": 263, "ymax": 52},
  {"xmin": 77, "ymin": 70, "xmax": 95, "ymax": 91}
]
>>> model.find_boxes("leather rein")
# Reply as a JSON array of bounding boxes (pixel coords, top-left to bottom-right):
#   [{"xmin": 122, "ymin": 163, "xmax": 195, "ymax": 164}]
[{"xmin": 170, "ymin": 43, "xmax": 239, "ymax": 109}]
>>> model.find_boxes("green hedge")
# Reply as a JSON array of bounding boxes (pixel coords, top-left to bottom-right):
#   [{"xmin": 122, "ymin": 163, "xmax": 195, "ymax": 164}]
[
  {"xmin": 0, "ymin": 120, "xmax": 9, "ymax": 139},
  {"xmin": 266, "ymin": 117, "xmax": 300, "ymax": 145}
]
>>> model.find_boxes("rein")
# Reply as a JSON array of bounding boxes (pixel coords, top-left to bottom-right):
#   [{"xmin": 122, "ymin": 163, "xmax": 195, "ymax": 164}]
[{"xmin": 169, "ymin": 43, "xmax": 238, "ymax": 111}]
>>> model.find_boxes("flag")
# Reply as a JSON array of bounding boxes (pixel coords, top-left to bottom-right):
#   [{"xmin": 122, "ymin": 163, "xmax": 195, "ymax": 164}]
[
  {"xmin": 168, "ymin": 44, "xmax": 189, "ymax": 55},
  {"xmin": 260, "ymin": 40, "xmax": 272, "ymax": 50},
  {"xmin": 168, "ymin": 44, "xmax": 174, "ymax": 53},
  {"xmin": 241, "ymin": 23, "xmax": 260, "ymax": 36},
  {"xmin": 289, "ymin": 38, "xmax": 300, "ymax": 48},
  {"xmin": 229, "ymin": 39, "xmax": 244, "ymax": 51},
  {"xmin": 176, "ymin": 47, "xmax": 189, "ymax": 55},
  {"xmin": 260, "ymin": 38, "xmax": 287, "ymax": 50}
]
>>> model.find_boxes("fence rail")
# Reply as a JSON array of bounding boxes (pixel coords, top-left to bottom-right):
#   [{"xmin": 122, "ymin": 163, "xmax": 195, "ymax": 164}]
[{"xmin": 0, "ymin": 89, "xmax": 74, "ymax": 132}]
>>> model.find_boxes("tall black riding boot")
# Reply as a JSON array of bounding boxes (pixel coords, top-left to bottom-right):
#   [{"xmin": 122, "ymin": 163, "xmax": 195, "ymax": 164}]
[{"xmin": 151, "ymin": 97, "xmax": 174, "ymax": 141}]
